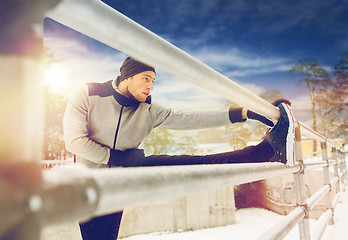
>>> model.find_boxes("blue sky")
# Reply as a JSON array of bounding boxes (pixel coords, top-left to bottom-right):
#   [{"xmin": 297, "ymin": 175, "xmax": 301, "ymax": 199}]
[{"xmin": 43, "ymin": 0, "xmax": 348, "ymax": 125}]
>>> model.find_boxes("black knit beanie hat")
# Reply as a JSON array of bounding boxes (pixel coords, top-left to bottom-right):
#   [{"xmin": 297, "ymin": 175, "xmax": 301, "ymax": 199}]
[{"xmin": 116, "ymin": 57, "xmax": 156, "ymax": 86}]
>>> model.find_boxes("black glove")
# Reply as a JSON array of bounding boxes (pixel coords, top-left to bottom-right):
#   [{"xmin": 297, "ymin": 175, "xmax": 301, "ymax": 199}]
[
  {"xmin": 108, "ymin": 148, "xmax": 145, "ymax": 167},
  {"xmin": 247, "ymin": 110, "xmax": 274, "ymax": 127},
  {"xmin": 228, "ymin": 108, "xmax": 246, "ymax": 123},
  {"xmin": 229, "ymin": 107, "xmax": 274, "ymax": 127},
  {"xmin": 247, "ymin": 99, "xmax": 291, "ymax": 126}
]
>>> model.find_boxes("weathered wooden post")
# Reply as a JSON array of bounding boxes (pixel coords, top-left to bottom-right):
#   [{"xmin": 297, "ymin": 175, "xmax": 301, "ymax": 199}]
[{"xmin": 0, "ymin": 1, "xmax": 59, "ymax": 239}]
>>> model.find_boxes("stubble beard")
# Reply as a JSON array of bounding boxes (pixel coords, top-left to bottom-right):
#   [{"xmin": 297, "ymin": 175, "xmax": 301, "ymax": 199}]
[{"xmin": 124, "ymin": 86, "xmax": 142, "ymax": 102}]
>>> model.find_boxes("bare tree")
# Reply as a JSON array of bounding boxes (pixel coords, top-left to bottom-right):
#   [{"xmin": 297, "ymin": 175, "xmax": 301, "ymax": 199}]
[
  {"xmin": 288, "ymin": 59, "xmax": 332, "ymax": 153},
  {"xmin": 320, "ymin": 53, "xmax": 348, "ymax": 141}
]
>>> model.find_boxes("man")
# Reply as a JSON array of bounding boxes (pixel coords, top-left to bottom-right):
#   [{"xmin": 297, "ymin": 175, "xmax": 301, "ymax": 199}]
[{"xmin": 63, "ymin": 56, "xmax": 295, "ymax": 240}]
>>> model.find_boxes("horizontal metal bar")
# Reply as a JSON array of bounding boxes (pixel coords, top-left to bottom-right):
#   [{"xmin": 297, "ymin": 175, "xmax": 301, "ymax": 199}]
[
  {"xmin": 42, "ymin": 2, "xmax": 346, "ymax": 238},
  {"xmin": 299, "ymin": 123, "xmax": 338, "ymax": 148},
  {"xmin": 45, "ymin": 0, "xmax": 345, "ymax": 152},
  {"xmin": 38, "ymin": 162, "xmax": 300, "ymax": 226},
  {"xmin": 307, "ymin": 185, "xmax": 330, "ymax": 210},
  {"xmin": 258, "ymin": 206, "xmax": 305, "ymax": 240},
  {"xmin": 328, "ymin": 160, "xmax": 338, "ymax": 165},
  {"xmin": 45, "ymin": 0, "xmax": 345, "ymax": 151},
  {"xmin": 331, "ymin": 176, "xmax": 339, "ymax": 187},
  {"xmin": 300, "ymin": 123, "xmax": 326, "ymax": 143},
  {"xmin": 311, "ymin": 209, "xmax": 333, "ymax": 240},
  {"xmin": 304, "ymin": 161, "xmax": 328, "ymax": 169},
  {"xmin": 46, "ymin": 0, "xmax": 280, "ymax": 120},
  {"xmin": 303, "ymin": 160, "xmax": 338, "ymax": 170},
  {"xmin": 91, "ymin": 162, "xmax": 300, "ymax": 216}
]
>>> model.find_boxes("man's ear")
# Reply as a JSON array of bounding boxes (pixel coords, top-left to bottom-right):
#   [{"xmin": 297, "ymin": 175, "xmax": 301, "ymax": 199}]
[
  {"xmin": 121, "ymin": 78, "xmax": 130, "ymax": 85},
  {"xmin": 124, "ymin": 76, "xmax": 133, "ymax": 83}
]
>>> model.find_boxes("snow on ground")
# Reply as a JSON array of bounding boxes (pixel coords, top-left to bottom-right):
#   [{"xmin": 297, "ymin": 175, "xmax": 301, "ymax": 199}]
[
  {"xmin": 41, "ymin": 208, "xmax": 299, "ymax": 240},
  {"xmin": 41, "ymin": 202, "xmax": 347, "ymax": 240},
  {"xmin": 318, "ymin": 186, "xmax": 348, "ymax": 240},
  {"xmin": 119, "ymin": 186, "xmax": 348, "ymax": 240},
  {"xmin": 121, "ymin": 208, "xmax": 279, "ymax": 240},
  {"xmin": 119, "ymin": 208, "xmax": 311, "ymax": 240}
]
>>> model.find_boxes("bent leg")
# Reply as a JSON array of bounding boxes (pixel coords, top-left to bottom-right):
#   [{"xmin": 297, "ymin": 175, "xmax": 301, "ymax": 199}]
[{"xmin": 79, "ymin": 211, "xmax": 123, "ymax": 240}]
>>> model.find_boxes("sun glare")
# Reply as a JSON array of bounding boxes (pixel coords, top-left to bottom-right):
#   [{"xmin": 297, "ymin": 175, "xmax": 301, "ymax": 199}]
[{"xmin": 44, "ymin": 65, "xmax": 69, "ymax": 95}]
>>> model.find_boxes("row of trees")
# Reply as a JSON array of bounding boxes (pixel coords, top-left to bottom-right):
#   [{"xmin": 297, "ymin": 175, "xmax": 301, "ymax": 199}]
[
  {"xmin": 42, "ymin": 50, "xmax": 70, "ymax": 160},
  {"xmin": 142, "ymin": 128, "xmax": 197, "ymax": 155},
  {"xmin": 42, "ymin": 87, "xmax": 69, "ymax": 160}
]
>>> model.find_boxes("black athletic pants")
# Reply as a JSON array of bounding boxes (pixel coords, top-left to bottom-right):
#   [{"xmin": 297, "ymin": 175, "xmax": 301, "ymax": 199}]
[{"xmin": 79, "ymin": 139, "xmax": 276, "ymax": 240}]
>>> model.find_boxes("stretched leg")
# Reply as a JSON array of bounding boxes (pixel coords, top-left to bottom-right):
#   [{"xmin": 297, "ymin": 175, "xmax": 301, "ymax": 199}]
[
  {"xmin": 109, "ymin": 139, "xmax": 276, "ymax": 167},
  {"xmin": 79, "ymin": 211, "xmax": 123, "ymax": 240},
  {"xmin": 143, "ymin": 139, "xmax": 276, "ymax": 166}
]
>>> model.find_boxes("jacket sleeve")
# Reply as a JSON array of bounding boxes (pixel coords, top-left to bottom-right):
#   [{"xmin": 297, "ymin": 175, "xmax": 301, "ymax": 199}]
[
  {"xmin": 63, "ymin": 84, "xmax": 110, "ymax": 164},
  {"xmin": 150, "ymin": 103, "xmax": 232, "ymax": 130}
]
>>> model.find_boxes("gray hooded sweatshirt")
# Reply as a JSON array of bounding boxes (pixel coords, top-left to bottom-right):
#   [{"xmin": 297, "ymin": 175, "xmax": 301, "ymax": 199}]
[{"xmin": 63, "ymin": 80, "xmax": 232, "ymax": 167}]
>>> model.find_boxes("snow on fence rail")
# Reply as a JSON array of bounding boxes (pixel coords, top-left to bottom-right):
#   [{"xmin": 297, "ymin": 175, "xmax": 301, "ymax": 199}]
[{"xmin": 0, "ymin": 0, "xmax": 347, "ymax": 239}]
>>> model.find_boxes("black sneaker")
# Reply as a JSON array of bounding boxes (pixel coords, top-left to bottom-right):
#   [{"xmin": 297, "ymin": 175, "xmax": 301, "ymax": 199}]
[{"xmin": 268, "ymin": 103, "xmax": 296, "ymax": 166}]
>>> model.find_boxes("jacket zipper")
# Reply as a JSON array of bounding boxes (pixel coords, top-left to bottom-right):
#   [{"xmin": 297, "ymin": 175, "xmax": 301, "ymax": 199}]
[{"xmin": 112, "ymin": 105, "xmax": 124, "ymax": 150}]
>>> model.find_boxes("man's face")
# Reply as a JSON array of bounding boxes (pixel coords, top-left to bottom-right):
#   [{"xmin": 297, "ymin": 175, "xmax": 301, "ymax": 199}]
[{"xmin": 126, "ymin": 71, "xmax": 156, "ymax": 102}]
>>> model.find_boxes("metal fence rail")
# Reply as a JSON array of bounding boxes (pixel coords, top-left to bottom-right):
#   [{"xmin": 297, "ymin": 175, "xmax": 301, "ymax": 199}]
[
  {"xmin": 46, "ymin": 0, "xmax": 280, "ymax": 120},
  {"xmin": 45, "ymin": 0, "xmax": 341, "ymax": 149},
  {"xmin": 259, "ymin": 206, "xmax": 307, "ymax": 240},
  {"xmin": 2, "ymin": 148, "xmax": 346, "ymax": 239},
  {"xmin": 1, "ymin": 0, "xmax": 347, "ymax": 239},
  {"xmin": 3, "ymin": 146, "xmax": 345, "ymax": 240},
  {"xmin": 259, "ymin": 150, "xmax": 346, "ymax": 240}
]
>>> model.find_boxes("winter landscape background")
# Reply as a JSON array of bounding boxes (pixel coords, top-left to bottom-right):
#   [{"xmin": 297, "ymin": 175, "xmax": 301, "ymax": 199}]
[{"xmin": 40, "ymin": 1, "xmax": 347, "ymax": 239}]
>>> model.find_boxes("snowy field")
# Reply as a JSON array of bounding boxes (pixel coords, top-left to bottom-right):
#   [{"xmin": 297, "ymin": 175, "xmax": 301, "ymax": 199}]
[
  {"xmin": 121, "ymin": 208, "xmax": 301, "ymax": 240},
  {"xmin": 41, "ymin": 160, "xmax": 348, "ymax": 240},
  {"xmin": 120, "ymin": 208, "xmax": 330, "ymax": 240},
  {"xmin": 42, "ymin": 197, "xmax": 348, "ymax": 240},
  {"xmin": 42, "ymin": 208, "xmax": 297, "ymax": 240},
  {"xmin": 120, "ymin": 188, "xmax": 348, "ymax": 240}
]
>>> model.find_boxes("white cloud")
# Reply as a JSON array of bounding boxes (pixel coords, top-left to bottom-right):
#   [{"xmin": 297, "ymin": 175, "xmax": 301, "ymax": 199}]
[
  {"xmin": 152, "ymin": 71, "xmax": 228, "ymax": 110},
  {"xmin": 188, "ymin": 47, "xmax": 293, "ymax": 79},
  {"xmin": 193, "ymin": 48, "xmax": 289, "ymax": 68},
  {"xmin": 224, "ymin": 65, "xmax": 291, "ymax": 78},
  {"xmin": 44, "ymin": 35, "xmax": 230, "ymax": 110},
  {"xmin": 44, "ymin": 31, "xmax": 281, "ymax": 112},
  {"xmin": 237, "ymin": 83, "xmax": 265, "ymax": 96},
  {"xmin": 151, "ymin": 69, "xmax": 269, "ymax": 111},
  {"xmin": 44, "ymin": 33, "xmax": 126, "ymax": 85},
  {"xmin": 44, "ymin": 24, "xmax": 313, "ymax": 122}
]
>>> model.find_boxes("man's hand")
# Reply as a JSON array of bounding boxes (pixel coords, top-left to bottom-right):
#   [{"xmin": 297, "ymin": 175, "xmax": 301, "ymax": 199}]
[
  {"xmin": 229, "ymin": 107, "xmax": 273, "ymax": 126},
  {"xmin": 246, "ymin": 110, "xmax": 274, "ymax": 127},
  {"xmin": 229, "ymin": 99, "xmax": 291, "ymax": 127},
  {"xmin": 246, "ymin": 99, "xmax": 291, "ymax": 127}
]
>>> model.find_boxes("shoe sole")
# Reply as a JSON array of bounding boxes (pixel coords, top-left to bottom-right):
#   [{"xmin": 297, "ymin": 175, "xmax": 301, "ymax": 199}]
[{"xmin": 281, "ymin": 103, "xmax": 296, "ymax": 166}]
